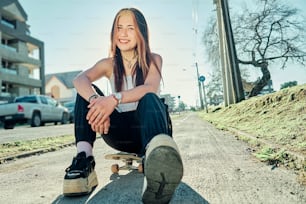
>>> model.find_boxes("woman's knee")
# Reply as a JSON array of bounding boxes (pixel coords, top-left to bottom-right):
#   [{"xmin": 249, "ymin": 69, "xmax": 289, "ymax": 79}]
[
  {"xmin": 140, "ymin": 92, "xmax": 159, "ymax": 103},
  {"xmin": 137, "ymin": 92, "xmax": 166, "ymax": 115}
]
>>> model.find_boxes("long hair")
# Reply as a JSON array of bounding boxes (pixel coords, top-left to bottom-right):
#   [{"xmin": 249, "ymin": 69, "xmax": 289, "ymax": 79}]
[{"xmin": 110, "ymin": 8, "xmax": 161, "ymax": 92}]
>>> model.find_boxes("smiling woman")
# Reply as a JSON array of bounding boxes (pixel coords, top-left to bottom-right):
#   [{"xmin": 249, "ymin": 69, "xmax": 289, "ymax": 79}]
[
  {"xmin": 61, "ymin": 7, "xmax": 184, "ymax": 203},
  {"xmin": 17, "ymin": 0, "xmax": 217, "ymax": 107},
  {"xmin": 17, "ymin": 0, "xmax": 306, "ymax": 108}
]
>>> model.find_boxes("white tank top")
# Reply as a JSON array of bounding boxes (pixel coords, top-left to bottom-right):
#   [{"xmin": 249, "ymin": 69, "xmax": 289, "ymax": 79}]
[{"xmin": 109, "ymin": 74, "xmax": 138, "ymax": 112}]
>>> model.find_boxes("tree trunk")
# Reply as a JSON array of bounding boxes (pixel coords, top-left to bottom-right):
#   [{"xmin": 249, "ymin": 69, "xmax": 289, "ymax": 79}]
[{"xmin": 248, "ymin": 65, "xmax": 271, "ymax": 97}]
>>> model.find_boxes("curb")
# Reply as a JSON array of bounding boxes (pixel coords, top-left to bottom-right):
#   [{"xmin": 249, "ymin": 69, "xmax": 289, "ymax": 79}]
[
  {"xmin": 0, "ymin": 142, "xmax": 75, "ymax": 164},
  {"xmin": 227, "ymin": 127, "xmax": 306, "ymax": 170}
]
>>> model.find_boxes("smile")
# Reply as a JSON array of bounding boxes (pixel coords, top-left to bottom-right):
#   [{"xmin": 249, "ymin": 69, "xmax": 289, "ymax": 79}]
[{"xmin": 119, "ymin": 39, "xmax": 129, "ymax": 43}]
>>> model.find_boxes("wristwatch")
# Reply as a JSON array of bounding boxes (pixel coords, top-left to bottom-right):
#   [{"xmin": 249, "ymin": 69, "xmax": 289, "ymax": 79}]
[{"xmin": 112, "ymin": 92, "xmax": 122, "ymax": 105}]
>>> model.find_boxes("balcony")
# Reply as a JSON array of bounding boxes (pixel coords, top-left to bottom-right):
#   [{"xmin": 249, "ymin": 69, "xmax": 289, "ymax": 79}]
[
  {"xmin": 0, "ymin": 43, "xmax": 17, "ymax": 52},
  {"xmin": 1, "ymin": 19, "xmax": 15, "ymax": 29},
  {"xmin": 0, "ymin": 67, "xmax": 42, "ymax": 87},
  {"xmin": 0, "ymin": 67, "xmax": 17, "ymax": 75},
  {"xmin": 0, "ymin": 44, "xmax": 41, "ymax": 67}
]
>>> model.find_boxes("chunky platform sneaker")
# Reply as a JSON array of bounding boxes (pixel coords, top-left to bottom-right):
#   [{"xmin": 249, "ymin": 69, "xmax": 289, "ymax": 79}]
[
  {"xmin": 63, "ymin": 151, "xmax": 98, "ymax": 196},
  {"xmin": 142, "ymin": 134, "xmax": 184, "ymax": 204}
]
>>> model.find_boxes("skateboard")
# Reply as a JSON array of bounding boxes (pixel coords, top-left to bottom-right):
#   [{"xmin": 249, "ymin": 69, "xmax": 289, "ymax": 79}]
[{"xmin": 104, "ymin": 152, "xmax": 143, "ymax": 174}]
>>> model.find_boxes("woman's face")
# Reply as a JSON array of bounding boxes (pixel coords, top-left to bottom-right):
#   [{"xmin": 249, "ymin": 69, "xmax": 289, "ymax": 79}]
[{"xmin": 116, "ymin": 13, "xmax": 137, "ymax": 52}]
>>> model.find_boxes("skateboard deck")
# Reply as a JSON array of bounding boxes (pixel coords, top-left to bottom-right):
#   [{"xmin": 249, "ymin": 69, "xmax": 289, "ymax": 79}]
[{"xmin": 104, "ymin": 152, "xmax": 143, "ymax": 173}]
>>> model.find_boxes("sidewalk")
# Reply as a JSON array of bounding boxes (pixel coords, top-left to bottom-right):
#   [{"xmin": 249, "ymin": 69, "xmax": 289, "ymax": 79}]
[{"xmin": 0, "ymin": 112, "xmax": 305, "ymax": 203}]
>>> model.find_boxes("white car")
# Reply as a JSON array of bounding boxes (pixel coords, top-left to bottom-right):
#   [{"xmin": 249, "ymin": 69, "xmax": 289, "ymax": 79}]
[{"xmin": 0, "ymin": 95, "xmax": 69, "ymax": 129}]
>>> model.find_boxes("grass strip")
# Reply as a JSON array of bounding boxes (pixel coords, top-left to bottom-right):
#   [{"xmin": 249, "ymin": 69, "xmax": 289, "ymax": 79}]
[{"xmin": 0, "ymin": 135, "xmax": 74, "ymax": 160}]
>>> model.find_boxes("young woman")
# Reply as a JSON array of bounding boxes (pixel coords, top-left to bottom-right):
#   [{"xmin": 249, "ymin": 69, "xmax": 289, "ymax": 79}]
[{"xmin": 63, "ymin": 8, "xmax": 183, "ymax": 203}]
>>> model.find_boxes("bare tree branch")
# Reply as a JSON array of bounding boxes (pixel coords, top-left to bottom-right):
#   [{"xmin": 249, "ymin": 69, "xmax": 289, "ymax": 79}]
[{"xmin": 204, "ymin": 0, "xmax": 306, "ymax": 97}]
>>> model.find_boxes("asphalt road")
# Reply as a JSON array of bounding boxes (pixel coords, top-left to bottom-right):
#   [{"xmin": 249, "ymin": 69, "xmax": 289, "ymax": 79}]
[
  {"xmin": 0, "ymin": 112, "xmax": 305, "ymax": 204},
  {"xmin": 0, "ymin": 123, "xmax": 74, "ymax": 144}
]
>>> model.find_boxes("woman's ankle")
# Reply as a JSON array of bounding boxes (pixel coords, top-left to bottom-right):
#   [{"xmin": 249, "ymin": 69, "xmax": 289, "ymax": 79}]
[{"xmin": 76, "ymin": 141, "xmax": 93, "ymax": 157}]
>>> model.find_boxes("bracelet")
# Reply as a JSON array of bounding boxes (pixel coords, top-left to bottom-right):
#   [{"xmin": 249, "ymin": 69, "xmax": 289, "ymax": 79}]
[{"xmin": 88, "ymin": 94, "xmax": 99, "ymax": 102}]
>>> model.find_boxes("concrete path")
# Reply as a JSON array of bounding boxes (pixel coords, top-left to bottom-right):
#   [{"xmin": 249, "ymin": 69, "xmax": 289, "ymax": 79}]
[{"xmin": 0, "ymin": 112, "xmax": 305, "ymax": 203}]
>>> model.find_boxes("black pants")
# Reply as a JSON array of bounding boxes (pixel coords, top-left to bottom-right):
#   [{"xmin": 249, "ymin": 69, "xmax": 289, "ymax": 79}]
[{"xmin": 74, "ymin": 85, "xmax": 172, "ymax": 156}]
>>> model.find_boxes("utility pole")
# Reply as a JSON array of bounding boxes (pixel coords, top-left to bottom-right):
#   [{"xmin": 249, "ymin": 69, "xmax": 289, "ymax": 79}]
[
  {"xmin": 199, "ymin": 75, "xmax": 208, "ymax": 113},
  {"xmin": 192, "ymin": 0, "xmax": 204, "ymax": 110},
  {"xmin": 214, "ymin": 0, "xmax": 245, "ymax": 105},
  {"xmin": 195, "ymin": 62, "xmax": 204, "ymax": 109}
]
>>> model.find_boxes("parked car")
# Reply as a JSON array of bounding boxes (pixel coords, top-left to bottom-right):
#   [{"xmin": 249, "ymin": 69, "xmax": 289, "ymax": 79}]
[
  {"xmin": 0, "ymin": 95, "xmax": 69, "ymax": 129},
  {"xmin": 63, "ymin": 101, "xmax": 75, "ymax": 123}
]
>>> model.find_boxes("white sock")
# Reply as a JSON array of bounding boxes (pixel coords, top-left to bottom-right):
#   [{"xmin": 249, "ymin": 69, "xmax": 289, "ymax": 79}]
[{"xmin": 76, "ymin": 141, "xmax": 93, "ymax": 157}]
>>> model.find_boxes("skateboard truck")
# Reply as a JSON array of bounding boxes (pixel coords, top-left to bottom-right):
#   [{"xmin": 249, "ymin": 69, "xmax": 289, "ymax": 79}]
[{"xmin": 105, "ymin": 152, "xmax": 143, "ymax": 174}]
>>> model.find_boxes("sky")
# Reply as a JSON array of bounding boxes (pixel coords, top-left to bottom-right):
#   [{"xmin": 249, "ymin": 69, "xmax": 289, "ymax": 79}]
[{"xmin": 18, "ymin": 0, "xmax": 306, "ymax": 106}]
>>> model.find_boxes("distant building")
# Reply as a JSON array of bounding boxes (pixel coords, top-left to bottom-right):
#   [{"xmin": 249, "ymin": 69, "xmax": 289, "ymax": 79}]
[
  {"xmin": 0, "ymin": 0, "xmax": 44, "ymax": 102},
  {"xmin": 45, "ymin": 71, "xmax": 81, "ymax": 103},
  {"xmin": 160, "ymin": 93, "xmax": 176, "ymax": 112}
]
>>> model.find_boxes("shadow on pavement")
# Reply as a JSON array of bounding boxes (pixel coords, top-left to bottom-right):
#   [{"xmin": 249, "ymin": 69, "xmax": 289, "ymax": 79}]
[{"xmin": 52, "ymin": 171, "xmax": 209, "ymax": 204}]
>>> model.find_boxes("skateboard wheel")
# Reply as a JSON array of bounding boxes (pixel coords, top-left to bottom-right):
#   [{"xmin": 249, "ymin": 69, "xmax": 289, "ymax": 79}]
[
  {"xmin": 138, "ymin": 164, "xmax": 143, "ymax": 173},
  {"xmin": 111, "ymin": 164, "xmax": 119, "ymax": 173}
]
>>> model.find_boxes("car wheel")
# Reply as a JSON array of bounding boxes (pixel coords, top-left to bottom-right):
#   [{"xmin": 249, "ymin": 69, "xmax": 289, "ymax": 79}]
[
  {"xmin": 4, "ymin": 121, "xmax": 15, "ymax": 129},
  {"xmin": 61, "ymin": 112, "xmax": 69, "ymax": 124},
  {"xmin": 31, "ymin": 112, "xmax": 41, "ymax": 127}
]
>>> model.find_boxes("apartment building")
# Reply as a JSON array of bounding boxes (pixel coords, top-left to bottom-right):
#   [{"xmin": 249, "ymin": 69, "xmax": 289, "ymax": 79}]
[{"xmin": 0, "ymin": 0, "xmax": 44, "ymax": 102}]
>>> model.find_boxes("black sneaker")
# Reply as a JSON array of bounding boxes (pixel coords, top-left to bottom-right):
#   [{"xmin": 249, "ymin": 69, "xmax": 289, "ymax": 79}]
[
  {"xmin": 142, "ymin": 134, "xmax": 184, "ymax": 204},
  {"xmin": 63, "ymin": 151, "xmax": 98, "ymax": 196}
]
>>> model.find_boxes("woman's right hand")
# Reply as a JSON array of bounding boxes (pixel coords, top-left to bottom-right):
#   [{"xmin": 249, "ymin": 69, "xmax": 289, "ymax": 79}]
[
  {"xmin": 90, "ymin": 116, "xmax": 110, "ymax": 134},
  {"xmin": 86, "ymin": 95, "xmax": 117, "ymax": 133}
]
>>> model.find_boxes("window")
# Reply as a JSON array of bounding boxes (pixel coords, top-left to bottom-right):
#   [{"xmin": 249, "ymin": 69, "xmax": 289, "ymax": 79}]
[
  {"xmin": 15, "ymin": 96, "xmax": 37, "ymax": 103},
  {"xmin": 46, "ymin": 96, "xmax": 57, "ymax": 107},
  {"xmin": 40, "ymin": 96, "xmax": 48, "ymax": 104}
]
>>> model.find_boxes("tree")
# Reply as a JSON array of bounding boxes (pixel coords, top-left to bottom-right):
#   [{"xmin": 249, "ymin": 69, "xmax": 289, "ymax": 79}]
[
  {"xmin": 205, "ymin": 69, "xmax": 224, "ymax": 105},
  {"xmin": 178, "ymin": 101, "xmax": 187, "ymax": 112},
  {"xmin": 203, "ymin": 15, "xmax": 250, "ymax": 100},
  {"xmin": 234, "ymin": 0, "xmax": 306, "ymax": 96},
  {"xmin": 202, "ymin": 17, "xmax": 248, "ymax": 104},
  {"xmin": 280, "ymin": 81, "xmax": 297, "ymax": 89},
  {"xmin": 204, "ymin": 0, "xmax": 306, "ymax": 97}
]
